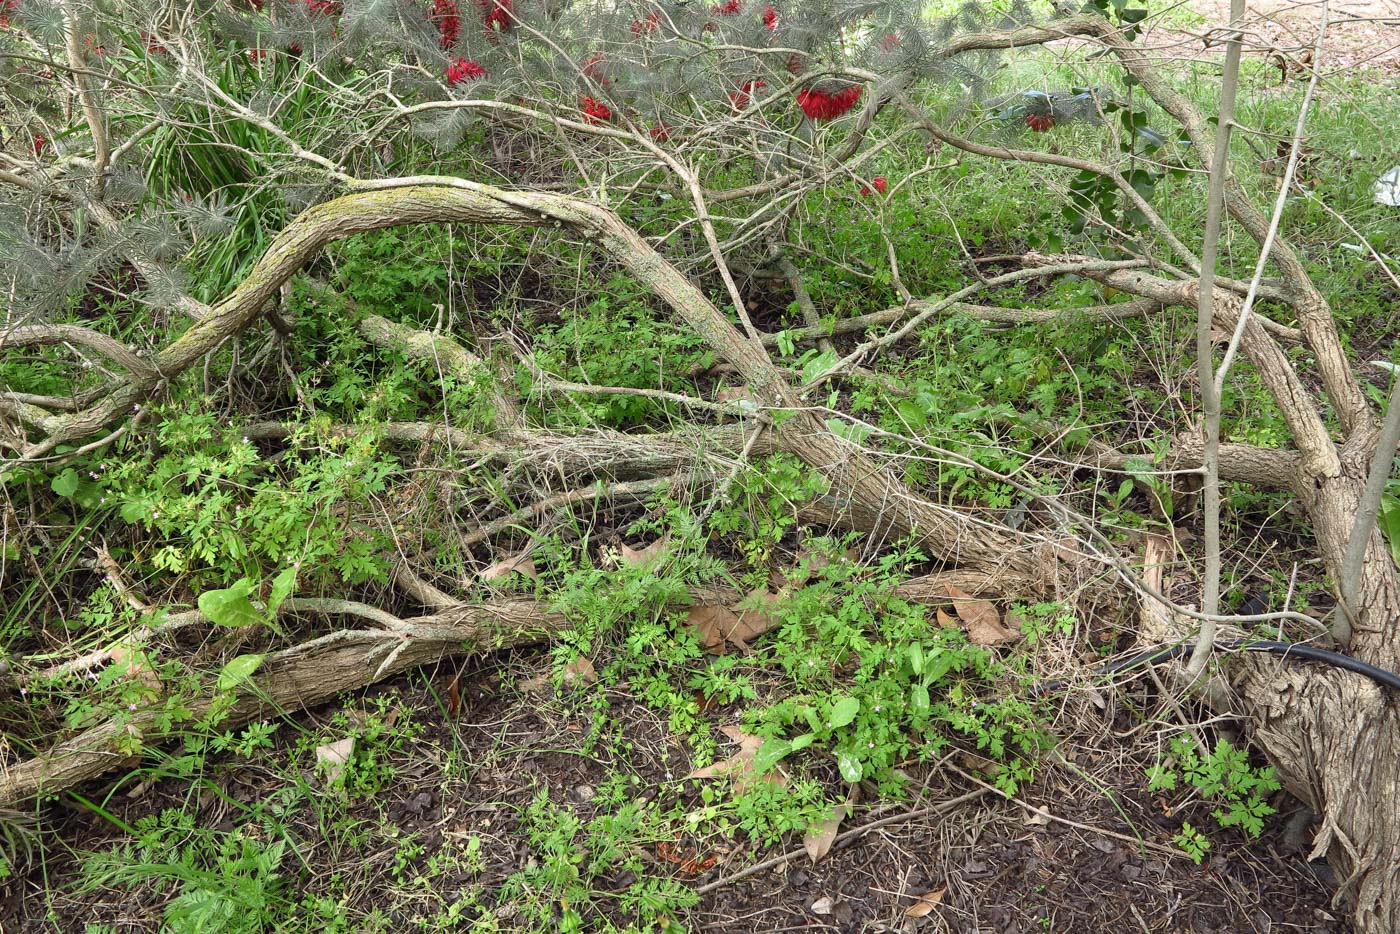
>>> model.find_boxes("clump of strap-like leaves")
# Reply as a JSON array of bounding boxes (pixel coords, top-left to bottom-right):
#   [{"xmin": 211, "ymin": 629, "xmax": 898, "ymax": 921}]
[{"xmin": 0, "ymin": 0, "xmax": 1034, "ymax": 332}]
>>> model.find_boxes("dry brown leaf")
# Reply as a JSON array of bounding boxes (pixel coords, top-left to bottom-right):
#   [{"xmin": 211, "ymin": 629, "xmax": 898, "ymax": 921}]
[
  {"xmin": 1024, "ymin": 805, "xmax": 1052, "ymax": 827},
  {"xmin": 936, "ymin": 607, "xmax": 957, "ymax": 628},
  {"xmin": 715, "ymin": 386, "xmax": 758, "ymax": 408},
  {"xmin": 944, "ymin": 584, "xmax": 1017, "ymax": 645},
  {"xmin": 685, "ymin": 724, "xmax": 784, "ymax": 792},
  {"xmin": 686, "ymin": 589, "xmax": 783, "ymax": 653},
  {"xmin": 958, "ymin": 751, "xmax": 1002, "ymax": 777},
  {"xmin": 904, "ymin": 888, "xmax": 946, "ymax": 918},
  {"xmin": 110, "ymin": 644, "xmax": 163, "ymax": 697},
  {"xmin": 518, "ymin": 657, "xmax": 597, "ymax": 693},
  {"xmin": 479, "ymin": 553, "xmax": 537, "ymax": 581},
  {"xmin": 619, "ymin": 535, "xmax": 670, "ymax": 568},
  {"xmin": 316, "ymin": 737, "xmax": 355, "ymax": 786},
  {"xmin": 803, "ymin": 800, "xmax": 849, "ymax": 863},
  {"xmin": 686, "ymin": 604, "xmax": 742, "ymax": 653},
  {"xmin": 561, "ymin": 656, "xmax": 597, "ymax": 686}
]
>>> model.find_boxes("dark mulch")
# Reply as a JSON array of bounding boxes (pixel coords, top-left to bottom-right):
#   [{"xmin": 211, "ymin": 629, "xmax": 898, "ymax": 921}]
[{"xmin": 1, "ymin": 649, "xmax": 1347, "ymax": 933}]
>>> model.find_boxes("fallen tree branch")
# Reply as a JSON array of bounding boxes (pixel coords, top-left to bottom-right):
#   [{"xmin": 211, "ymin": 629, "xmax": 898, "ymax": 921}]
[{"xmin": 1, "ymin": 597, "xmax": 569, "ymax": 807}]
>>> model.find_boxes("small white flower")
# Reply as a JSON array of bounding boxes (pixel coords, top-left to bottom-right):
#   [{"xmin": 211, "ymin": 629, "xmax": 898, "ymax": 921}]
[
  {"xmin": 20, "ymin": 687, "xmax": 27, "ymax": 696},
  {"xmin": 242, "ymin": 436, "xmax": 250, "ymax": 444},
  {"xmin": 128, "ymin": 703, "xmax": 137, "ymax": 710}
]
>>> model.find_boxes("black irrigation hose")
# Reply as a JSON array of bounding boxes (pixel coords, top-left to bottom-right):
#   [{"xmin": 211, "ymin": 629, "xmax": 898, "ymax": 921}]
[{"xmin": 1034, "ymin": 639, "xmax": 1400, "ymax": 696}]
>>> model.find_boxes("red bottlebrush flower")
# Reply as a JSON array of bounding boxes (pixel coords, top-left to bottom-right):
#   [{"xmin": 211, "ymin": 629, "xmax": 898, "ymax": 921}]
[
  {"xmin": 881, "ymin": 31, "xmax": 900, "ymax": 51},
  {"xmin": 711, "ymin": 0, "xmax": 740, "ymax": 14},
  {"xmin": 304, "ymin": 0, "xmax": 341, "ymax": 15},
  {"xmin": 648, "ymin": 122, "xmax": 672, "ymax": 142},
  {"xmin": 431, "ymin": 0, "xmax": 461, "ymax": 47},
  {"xmin": 729, "ymin": 79, "xmax": 765, "ymax": 110},
  {"xmin": 872, "ymin": 176, "xmax": 887, "ymax": 194},
  {"xmin": 32, "ymin": 133, "xmax": 46, "ymax": 155},
  {"xmin": 580, "ymin": 95, "xmax": 612, "ymax": 124},
  {"xmin": 247, "ymin": 46, "xmax": 269, "ymax": 61},
  {"xmin": 630, "ymin": 11, "xmax": 659, "ymax": 35},
  {"xmin": 785, "ymin": 52, "xmax": 804, "ymax": 75},
  {"xmin": 796, "ymin": 83, "xmax": 861, "ymax": 121},
  {"xmin": 480, "ymin": 0, "xmax": 512, "ymax": 33},
  {"xmin": 1025, "ymin": 112, "xmax": 1055, "ymax": 132},
  {"xmin": 0, "ymin": 0, "xmax": 18, "ymax": 29},
  {"xmin": 761, "ymin": 5, "xmax": 777, "ymax": 29},
  {"xmin": 446, "ymin": 57, "xmax": 487, "ymax": 84}
]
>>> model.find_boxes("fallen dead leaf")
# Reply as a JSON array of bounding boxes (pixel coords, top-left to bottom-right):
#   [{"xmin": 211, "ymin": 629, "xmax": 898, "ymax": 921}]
[
  {"xmin": 685, "ymin": 589, "xmax": 783, "ymax": 653},
  {"xmin": 958, "ymin": 751, "xmax": 1002, "ymax": 777},
  {"xmin": 904, "ymin": 887, "xmax": 946, "ymax": 918},
  {"xmin": 110, "ymin": 644, "xmax": 163, "ymax": 697},
  {"xmin": 686, "ymin": 724, "xmax": 785, "ymax": 792},
  {"xmin": 715, "ymin": 386, "xmax": 759, "ymax": 410},
  {"xmin": 316, "ymin": 737, "xmax": 355, "ymax": 786},
  {"xmin": 810, "ymin": 896, "xmax": 836, "ymax": 916},
  {"xmin": 1024, "ymin": 805, "xmax": 1052, "ymax": 827},
  {"xmin": 479, "ymin": 553, "xmax": 537, "ymax": 581},
  {"xmin": 619, "ymin": 535, "xmax": 670, "ymax": 568},
  {"xmin": 518, "ymin": 656, "xmax": 597, "ymax": 693},
  {"xmin": 936, "ymin": 607, "xmax": 957, "ymax": 628},
  {"xmin": 944, "ymin": 584, "xmax": 1017, "ymax": 645},
  {"xmin": 803, "ymin": 800, "xmax": 849, "ymax": 863}
]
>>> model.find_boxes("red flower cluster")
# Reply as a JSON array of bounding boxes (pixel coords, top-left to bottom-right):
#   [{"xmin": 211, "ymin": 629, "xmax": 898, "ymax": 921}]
[
  {"xmin": 630, "ymin": 11, "xmax": 659, "ymax": 35},
  {"xmin": 729, "ymin": 79, "xmax": 765, "ymax": 110},
  {"xmin": 431, "ymin": 0, "xmax": 460, "ymax": 47},
  {"xmin": 305, "ymin": 0, "xmax": 341, "ymax": 15},
  {"xmin": 796, "ymin": 84, "xmax": 861, "ymax": 121},
  {"xmin": 859, "ymin": 176, "xmax": 887, "ymax": 196},
  {"xmin": 785, "ymin": 52, "xmax": 804, "ymax": 75},
  {"xmin": 0, "ymin": 0, "xmax": 17, "ymax": 29},
  {"xmin": 648, "ymin": 122, "xmax": 672, "ymax": 141},
  {"xmin": 761, "ymin": 5, "xmax": 777, "ymax": 28},
  {"xmin": 711, "ymin": 0, "xmax": 740, "ymax": 14},
  {"xmin": 480, "ymin": 0, "xmax": 512, "ymax": 32},
  {"xmin": 881, "ymin": 31, "xmax": 900, "ymax": 51},
  {"xmin": 580, "ymin": 95, "xmax": 612, "ymax": 123},
  {"xmin": 1025, "ymin": 112, "xmax": 1055, "ymax": 132},
  {"xmin": 446, "ymin": 57, "xmax": 487, "ymax": 84},
  {"xmin": 32, "ymin": 133, "xmax": 46, "ymax": 155}
]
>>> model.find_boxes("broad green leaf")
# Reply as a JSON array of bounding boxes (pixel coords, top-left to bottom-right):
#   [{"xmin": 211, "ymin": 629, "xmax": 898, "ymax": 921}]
[
  {"xmin": 836, "ymin": 750, "xmax": 864, "ymax": 783},
  {"xmin": 909, "ymin": 643, "xmax": 925, "ymax": 675},
  {"xmin": 828, "ymin": 696, "xmax": 860, "ymax": 729},
  {"xmin": 1379, "ymin": 492, "xmax": 1400, "ymax": 565},
  {"xmin": 753, "ymin": 738, "xmax": 793, "ymax": 774},
  {"xmin": 51, "ymin": 469, "xmax": 80, "ymax": 497},
  {"xmin": 910, "ymin": 683, "xmax": 931, "ymax": 716},
  {"xmin": 217, "ymin": 654, "xmax": 265, "ymax": 692},
  {"xmin": 788, "ymin": 733, "xmax": 816, "ymax": 752},
  {"xmin": 268, "ymin": 566, "xmax": 297, "ymax": 615},
  {"xmin": 198, "ymin": 579, "xmax": 262, "ymax": 627}
]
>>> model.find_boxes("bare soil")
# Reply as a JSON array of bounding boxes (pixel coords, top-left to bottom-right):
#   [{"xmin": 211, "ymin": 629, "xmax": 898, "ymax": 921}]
[
  {"xmin": 1156, "ymin": 0, "xmax": 1400, "ymax": 74},
  {"xmin": 0, "ymin": 653, "xmax": 1347, "ymax": 933}
]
